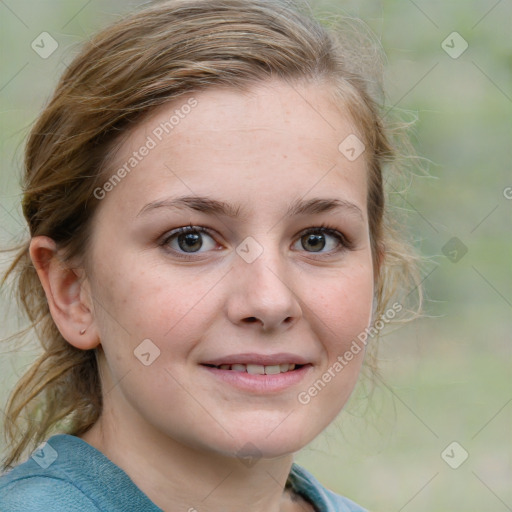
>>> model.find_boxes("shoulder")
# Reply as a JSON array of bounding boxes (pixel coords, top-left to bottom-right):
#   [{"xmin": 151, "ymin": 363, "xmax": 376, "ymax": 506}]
[
  {"xmin": 0, "ymin": 434, "xmax": 161, "ymax": 512},
  {"xmin": 1, "ymin": 473, "xmax": 100, "ymax": 511},
  {"xmin": 0, "ymin": 436, "xmax": 101, "ymax": 511},
  {"xmin": 289, "ymin": 463, "xmax": 369, "ymax": 512}
]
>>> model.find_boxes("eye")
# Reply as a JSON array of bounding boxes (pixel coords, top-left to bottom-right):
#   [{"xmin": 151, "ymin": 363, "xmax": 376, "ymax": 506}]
[
  {"xmin": 160, "ymin": 225, "xmax": 218, "ymax": 256},
  {"xmin": 159, "ymin": 223, "xmax": 353, "ymax": 260},
  {"xmin": 292, "ymin": 225, "xmax": 352, "ymax": 254}
]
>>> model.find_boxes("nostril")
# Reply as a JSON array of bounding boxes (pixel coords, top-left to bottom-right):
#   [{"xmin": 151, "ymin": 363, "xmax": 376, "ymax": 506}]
[{"xmin": 245, "ymin": 317, "xmax": 258, "ymax": 323}]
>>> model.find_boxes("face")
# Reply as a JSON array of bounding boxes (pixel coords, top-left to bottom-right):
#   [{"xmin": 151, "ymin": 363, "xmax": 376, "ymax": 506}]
[{"xmin": 84, "ymin": 79, "xmax": 375, "ymax": 459}]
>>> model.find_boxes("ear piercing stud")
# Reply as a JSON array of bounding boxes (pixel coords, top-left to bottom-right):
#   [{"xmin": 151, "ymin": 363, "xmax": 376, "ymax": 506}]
[{"xmin": 79, "ymin": 328, "xmax": 87, "ymax": 335}]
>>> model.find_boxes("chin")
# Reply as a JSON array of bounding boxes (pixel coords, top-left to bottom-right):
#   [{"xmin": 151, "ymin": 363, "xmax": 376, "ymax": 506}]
[{"xmin": 210, "ymin": 420, "xmax": 321, "ymax": 461}]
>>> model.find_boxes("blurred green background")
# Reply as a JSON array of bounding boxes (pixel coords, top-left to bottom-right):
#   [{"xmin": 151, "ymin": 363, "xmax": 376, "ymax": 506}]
[{"xmin": 1, "ymin": 1, "xmax": 510, "ymax": 511}]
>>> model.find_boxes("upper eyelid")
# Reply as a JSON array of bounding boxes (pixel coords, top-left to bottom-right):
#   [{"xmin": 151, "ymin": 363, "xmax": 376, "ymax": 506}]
[
  {"xmin": 160, "ymin": 225, "xmax": 215, "ymax": 243},
  {"xmin": 163, "ymin": 224, "xmax": 345, "ymax": 238}
]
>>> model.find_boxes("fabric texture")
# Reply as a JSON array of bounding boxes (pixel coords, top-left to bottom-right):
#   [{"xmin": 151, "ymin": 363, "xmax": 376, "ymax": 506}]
[{"xmin": 0, "ymin": 434, "xmax": 367, "ymax": 511}]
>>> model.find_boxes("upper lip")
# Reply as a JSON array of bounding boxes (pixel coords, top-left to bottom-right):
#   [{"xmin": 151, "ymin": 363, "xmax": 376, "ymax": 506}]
[{"xmin": 201, "ymin": 353, "xmax": 311, "ymax": 366}]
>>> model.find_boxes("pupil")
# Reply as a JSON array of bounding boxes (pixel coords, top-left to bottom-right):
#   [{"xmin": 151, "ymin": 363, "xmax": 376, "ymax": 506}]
[
  {"xmin": 303, "ymin": 233, "xmax": 325, "ymax": 252},
  {"xmin": 179, "ymin": 232, "xmax": 202, "ymax": 252}
]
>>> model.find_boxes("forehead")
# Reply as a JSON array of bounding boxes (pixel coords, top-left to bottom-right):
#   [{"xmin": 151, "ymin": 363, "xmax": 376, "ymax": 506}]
[{"xmin": 98, "ymin": 79, "xmax": 368, "ymax": 220}]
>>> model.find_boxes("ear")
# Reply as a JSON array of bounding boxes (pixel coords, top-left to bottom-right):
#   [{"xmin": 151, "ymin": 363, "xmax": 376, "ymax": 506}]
[{"xmin": 29, "ymin": 236, "xmax": 100, "ymax": 350}]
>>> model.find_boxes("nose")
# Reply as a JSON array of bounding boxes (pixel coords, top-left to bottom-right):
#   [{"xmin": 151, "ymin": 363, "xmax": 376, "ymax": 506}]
[{"xmin": 226, "ymin": 249, "xmax": 303, "ymax": 333}]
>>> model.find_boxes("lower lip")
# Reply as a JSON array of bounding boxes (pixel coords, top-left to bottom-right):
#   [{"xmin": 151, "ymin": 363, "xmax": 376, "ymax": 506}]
[{"xmin": 201, "ymin": 364, "xmax": 312, "ymax": 393}]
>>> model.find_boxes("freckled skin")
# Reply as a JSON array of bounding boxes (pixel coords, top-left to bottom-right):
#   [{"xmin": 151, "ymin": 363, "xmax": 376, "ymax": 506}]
[{"xmin": 80, "ymin": 79, "xmax": 375, "ymax": 511}]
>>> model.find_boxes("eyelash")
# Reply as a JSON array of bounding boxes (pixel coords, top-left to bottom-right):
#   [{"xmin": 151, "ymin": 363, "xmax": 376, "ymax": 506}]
[{"xmin": 159, "ymin": 223, "xmax": 354, "ymax": 260}]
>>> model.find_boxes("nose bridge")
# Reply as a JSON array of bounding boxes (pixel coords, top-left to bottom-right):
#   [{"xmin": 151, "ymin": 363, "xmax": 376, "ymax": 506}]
[
  {"xmin": 236, "ymin": 231, "xmax": 287, "ymax": 286},
  {"xmin": 246, "ymin": 253, "xmax": 286, "ymax": 295},
  {"xmin": 237, "ymin": 236, "xmax": 280, "ymax": 290}
]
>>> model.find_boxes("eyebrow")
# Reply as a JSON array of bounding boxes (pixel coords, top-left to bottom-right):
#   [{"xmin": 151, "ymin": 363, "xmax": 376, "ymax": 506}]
[{"xmin": 137, "ymin": 195, "xmax": 364, "ymax": 221}]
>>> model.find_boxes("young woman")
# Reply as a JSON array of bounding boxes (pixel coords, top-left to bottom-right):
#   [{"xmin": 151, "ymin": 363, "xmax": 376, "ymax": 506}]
[{"xmin": 0, "ymin": 1, "xmax": 419, "ymax": 510}]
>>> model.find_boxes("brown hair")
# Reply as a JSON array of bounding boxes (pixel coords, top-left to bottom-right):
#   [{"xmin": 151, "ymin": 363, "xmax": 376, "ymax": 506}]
[{"xmin": 1, "ymin": 0, "xmax": 420, "ymax": 469}]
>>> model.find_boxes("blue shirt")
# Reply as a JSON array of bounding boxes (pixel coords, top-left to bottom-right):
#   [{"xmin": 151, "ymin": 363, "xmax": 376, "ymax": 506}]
[{"xmin": 0, "ymin": 434, "xmax": 367, "ymax": 511}]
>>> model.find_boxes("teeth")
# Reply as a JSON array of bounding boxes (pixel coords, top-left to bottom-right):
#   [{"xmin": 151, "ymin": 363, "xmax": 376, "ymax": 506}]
[
  {"xmin": 247, "ymin": 364, "xmax": 265, "ymax": 375},
  {"xmin": 215, "ymin": 363, "xmax": 299, "ymax": 373},
  {"xmin": 264, "ymin": 365, "xmax": 281, "ymax": 375}
]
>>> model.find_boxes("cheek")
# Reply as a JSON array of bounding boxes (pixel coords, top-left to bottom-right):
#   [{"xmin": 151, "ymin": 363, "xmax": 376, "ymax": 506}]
[
  {"xmin": 89, "ymin": 247, "xmax": 219, "ymax": 359},
  {"xmin": 292, "ymin": 262, "xmax": 374, "ymax": 435},
  {"xmin": 316, "ymin": 263, "xmax": 374, "ymax": 351}
]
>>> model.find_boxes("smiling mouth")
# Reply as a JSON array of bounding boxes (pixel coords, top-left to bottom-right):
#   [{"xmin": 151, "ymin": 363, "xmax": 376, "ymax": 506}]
[{"xmin": 202, "ymin": 363, "xmax": 305, "ymax": 374}]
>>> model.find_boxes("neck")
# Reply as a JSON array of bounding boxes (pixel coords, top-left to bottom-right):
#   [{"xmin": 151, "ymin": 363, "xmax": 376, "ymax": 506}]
[{"xmin": 80, "ymin": 409, "xmax": 299, "ymax": 512}]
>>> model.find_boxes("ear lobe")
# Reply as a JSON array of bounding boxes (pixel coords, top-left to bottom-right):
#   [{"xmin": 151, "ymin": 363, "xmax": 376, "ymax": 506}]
[{"xmin": 29, "ymin": 236, "xmax": 100, "ymax": 350}]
